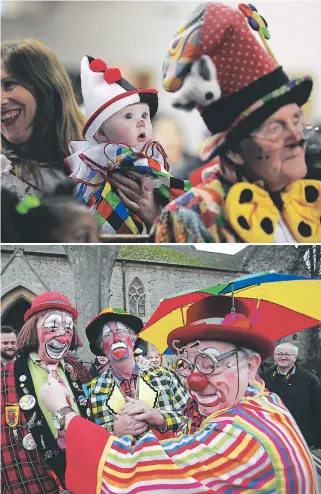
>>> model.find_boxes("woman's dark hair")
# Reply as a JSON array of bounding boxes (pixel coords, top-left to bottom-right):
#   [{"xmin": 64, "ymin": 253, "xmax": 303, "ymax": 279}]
[
  {"xmin": 1, "ymin": 181, "xmax": 85, "ymax": 242},
  {"xmin": 1, "ymin": 39, "xmax": 86, "ymax": 186}
]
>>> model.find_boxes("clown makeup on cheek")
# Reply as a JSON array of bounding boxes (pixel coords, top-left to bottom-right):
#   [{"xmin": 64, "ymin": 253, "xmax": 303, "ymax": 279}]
[
  {"xmin": 183, "ymin": 341, "xmax": 249, "ymax": 416},
  {"xmin": 240, "ymin": 134, "xmax": 307, "ymax": 191},
  {"xmin": 36, "ymin": 311, "xmax": 74, "ymax": 363},
  {"xmin": 238, "ymin": 104, "xmax": 308, "ymax": 191},
  {"xmin": 102, "ymin": 321, "xmax": 133, "ymax": 362}
]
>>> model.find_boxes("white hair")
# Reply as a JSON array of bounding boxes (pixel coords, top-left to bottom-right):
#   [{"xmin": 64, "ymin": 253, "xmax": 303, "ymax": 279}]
[{"xmin": 274, "ymin": 342, "xmax": 299, "ymax": 356}]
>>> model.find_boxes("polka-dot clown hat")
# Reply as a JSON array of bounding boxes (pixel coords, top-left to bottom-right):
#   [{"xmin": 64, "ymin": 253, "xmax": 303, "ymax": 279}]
[
  {"xmin": 162, "ymin": 3, "xmax": 312, "ymax": 154},
  {"xmin": 81, "ymin": 56, "xmax": 158, "ymax": 145}
]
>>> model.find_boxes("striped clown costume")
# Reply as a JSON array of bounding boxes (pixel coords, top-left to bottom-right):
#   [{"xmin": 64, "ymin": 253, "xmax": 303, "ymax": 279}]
[{"xmin": 56, "ymin": 296, "xmax": 318, "ymax": 493}]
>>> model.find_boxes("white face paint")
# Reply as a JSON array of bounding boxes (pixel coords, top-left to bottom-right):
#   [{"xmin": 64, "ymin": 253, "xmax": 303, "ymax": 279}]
[
  {"xmin": 43, "ymin": 313, "xmax": 74, "ymax": 332},
  {"xmin": 37, "ymin": 310, "xmax": 75, "ymax": 363},
  {"xmin": 102, "ymin": 321, "xmax": 129, "ymax": 339},
  {"xmin": 101, "ymin": 320, "xmax": 134, "ymax": 362}
]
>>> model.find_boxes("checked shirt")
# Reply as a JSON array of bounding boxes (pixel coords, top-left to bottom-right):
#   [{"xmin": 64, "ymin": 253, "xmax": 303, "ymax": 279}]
[{"xmin": 83, "ymin": 366, "xmax": 189, "ymax": 433}]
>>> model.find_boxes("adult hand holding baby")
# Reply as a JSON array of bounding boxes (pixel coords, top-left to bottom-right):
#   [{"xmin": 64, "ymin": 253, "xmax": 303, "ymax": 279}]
[{"xmin": 109, "ymin": 170, "xmax": 162, "ymax": 231}]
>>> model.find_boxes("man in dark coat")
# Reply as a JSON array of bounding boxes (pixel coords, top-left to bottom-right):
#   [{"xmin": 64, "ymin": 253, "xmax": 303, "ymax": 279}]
[{"xmin": 261, "ymin": 342, "xmax": 321, "ymax": 448}]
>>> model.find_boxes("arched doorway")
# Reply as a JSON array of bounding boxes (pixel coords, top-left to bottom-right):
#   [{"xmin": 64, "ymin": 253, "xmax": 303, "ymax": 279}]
[{"xmin": 1, "ymin": 287, "xmax": 35, "ymax": 333}]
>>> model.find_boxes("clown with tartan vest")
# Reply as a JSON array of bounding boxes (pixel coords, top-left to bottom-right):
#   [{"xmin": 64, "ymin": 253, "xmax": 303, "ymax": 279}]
[
  {"xmin": 65, "ymin": 57, "xmax": 191, "ymax": 235},
  {"xmin": 78, "ymin": 307, "xmax": 189, "ymax": 438},
  {"xmin": 152, "ymin": 3, "xmax": 320, "ymax": 243},
  {"xmin": 40, "ymin": 295, "xmax": 318, "ymax": 493},
  {"xmin": 1, "ymin": 292, "xmax": 89, "ymax": 494}
]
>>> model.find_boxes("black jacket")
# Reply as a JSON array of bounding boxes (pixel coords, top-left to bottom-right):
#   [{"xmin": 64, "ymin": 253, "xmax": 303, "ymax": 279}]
[{"xmin": 261, "ymin": 364, "xmax": 321, "ymax": 448}]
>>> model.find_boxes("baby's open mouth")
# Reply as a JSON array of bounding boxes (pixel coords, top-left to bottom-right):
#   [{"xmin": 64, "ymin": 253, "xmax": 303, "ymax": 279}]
[{"xmin": 138, "ymin": 132, "xmax": 146, "ymax": 139}]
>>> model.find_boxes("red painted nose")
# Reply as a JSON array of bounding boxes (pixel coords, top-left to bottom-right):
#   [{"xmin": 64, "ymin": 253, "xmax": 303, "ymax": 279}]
[
  {"xmin": 187, "ymin": 372, "xmax": 208, "ymax": 392},
  {"xmin": 55, "ymin": 335, "xmax": 68, "ymax": 344}
]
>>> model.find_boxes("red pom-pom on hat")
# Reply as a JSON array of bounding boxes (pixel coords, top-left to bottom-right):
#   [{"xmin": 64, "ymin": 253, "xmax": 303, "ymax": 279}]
[
  {"xmin": 104, "ymin": 68, "xmax": 122, "ymax": 84},
  {"xmin": 89, "ymin": 59, "xmax": 107, "ymax": 72}
]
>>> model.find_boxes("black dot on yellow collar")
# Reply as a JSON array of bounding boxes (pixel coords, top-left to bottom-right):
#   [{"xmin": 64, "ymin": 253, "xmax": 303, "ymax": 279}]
[
  {"xmin": 260, "ymin": 217, "xmax": 274, "ymax": 234},
  {"xmin": 237, "ymin": 216, "xmax": 250, "ymax": 230},
  {"xmin": 298, "ymin": 221, "xmax": 312, "ymax": 237},
  {"xmin": 239, "ymin": 189, "xmax": 253, "ymax": 203},
  {"xmin": 305, "ymin": 185, "xmax": 319, "ymax": 203}
]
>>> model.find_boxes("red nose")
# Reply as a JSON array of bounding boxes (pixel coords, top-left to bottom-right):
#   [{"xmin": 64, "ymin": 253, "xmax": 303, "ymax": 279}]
[
  {"xmin": 55, "ymin": 335, "xmax": 68, "ymax": 344},
  {"xmin": 187, "ymin": 372, "xmax": 208, "ymax": 392}
]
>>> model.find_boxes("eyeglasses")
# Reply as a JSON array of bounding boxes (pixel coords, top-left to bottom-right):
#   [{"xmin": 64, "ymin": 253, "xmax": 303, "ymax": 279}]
[
  {"xmin": 275, "ymin": 353, "xmax": 296, "ymax": 358},
  {"xmin": 176, "ymin": 348, "xmax": 241, "ymax": 378},
  {"xmin": 103, "ymin": 328, "xmax": 130, "ymax": 340},
  {"xmin": 250, "ymin": 113, "xmax": 306, "ymax": 143}
]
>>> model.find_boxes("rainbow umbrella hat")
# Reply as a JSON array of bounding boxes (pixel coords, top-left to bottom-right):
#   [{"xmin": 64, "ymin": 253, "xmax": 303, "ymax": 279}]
[{"xmin": 139, "ymin": 272, "xmax": 321, "ymax": 353}]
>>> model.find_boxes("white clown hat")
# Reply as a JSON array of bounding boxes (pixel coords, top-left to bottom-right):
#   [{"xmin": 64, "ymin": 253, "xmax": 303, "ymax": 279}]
[{"xmin": 81, "ymin": 56, "xmax": 158, "ymax": 144}]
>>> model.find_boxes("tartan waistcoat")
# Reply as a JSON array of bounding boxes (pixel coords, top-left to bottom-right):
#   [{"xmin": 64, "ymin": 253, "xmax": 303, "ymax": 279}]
[
  {"xmin": 83, "ymin": 367, "xmax": 189, "ymax": 433},
  {"xmin": 1, "ymin": 354, "xmax": 89, "ymax": 494}
]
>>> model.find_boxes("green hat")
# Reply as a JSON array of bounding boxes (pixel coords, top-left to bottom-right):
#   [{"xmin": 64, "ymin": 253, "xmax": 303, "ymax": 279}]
[{"xmin": 85, "ymin": 307, "xmax": 144, "ymax": 356}]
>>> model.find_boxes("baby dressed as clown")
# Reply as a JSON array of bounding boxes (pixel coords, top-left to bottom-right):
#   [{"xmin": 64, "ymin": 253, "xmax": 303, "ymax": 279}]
[{"xmin": 65, "ymin": 57, "xmax": 191, "ymax": 235}]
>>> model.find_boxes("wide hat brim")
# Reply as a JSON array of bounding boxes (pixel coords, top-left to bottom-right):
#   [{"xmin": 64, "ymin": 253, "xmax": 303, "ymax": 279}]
[
  {"xmin": 210, "ymin": 76, "xmax": 313, "ymax": 157},
  {"xmin": 168, "ymin": 322, "xmax": 275, "ymax": 361},
  {"xmin": 24, "ymin": 303, "xmax": 78, "ymax": 322},
  {"xmin": 86, "ymin": 311, "xmax": 143, "ymax": 356}
]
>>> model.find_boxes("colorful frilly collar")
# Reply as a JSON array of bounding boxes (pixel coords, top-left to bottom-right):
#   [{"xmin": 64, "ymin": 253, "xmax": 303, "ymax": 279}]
[{"xmin": 65, "ymin": 140, "xmax": 191, "ymax": 234}]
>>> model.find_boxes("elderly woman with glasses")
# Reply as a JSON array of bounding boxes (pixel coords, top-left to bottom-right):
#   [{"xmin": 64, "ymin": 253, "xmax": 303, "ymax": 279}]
[{"xmin": 40, "ymin": 296, "xmax": 317, "ymax": 494}]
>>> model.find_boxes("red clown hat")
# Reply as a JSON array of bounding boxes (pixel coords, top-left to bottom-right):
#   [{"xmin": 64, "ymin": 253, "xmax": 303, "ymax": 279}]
[
  {"xmin": 24, "ymin": 292, "xmax": 78, "ymax": 322},
  {"xmin": 167, "ymin": 296, "xmax": 275, "ymax": 360}
]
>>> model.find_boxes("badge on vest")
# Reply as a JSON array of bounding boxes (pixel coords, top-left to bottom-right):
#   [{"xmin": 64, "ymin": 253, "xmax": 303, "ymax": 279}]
[
  {"xmin": 22, "ymin": 432, "xmax": 37, "ymax": 450},
  {"xmin": 19, "ymin": 394, "xmax": 36, "ymax": 410},
  {"xmin": 5, "ymin": 405, "xmax": 19, "ymax": 427}
]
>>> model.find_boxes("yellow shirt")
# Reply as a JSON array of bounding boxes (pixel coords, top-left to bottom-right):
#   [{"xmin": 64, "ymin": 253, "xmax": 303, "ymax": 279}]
[{"xmin": 28, "ymin": 352, "xmax": 80, "ymax": 438}]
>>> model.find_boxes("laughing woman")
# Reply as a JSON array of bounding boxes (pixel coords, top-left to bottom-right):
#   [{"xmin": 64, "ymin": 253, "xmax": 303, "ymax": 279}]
[{"xmin": 1, "ymin": 39, "xmax": 85, "ymax": 198}]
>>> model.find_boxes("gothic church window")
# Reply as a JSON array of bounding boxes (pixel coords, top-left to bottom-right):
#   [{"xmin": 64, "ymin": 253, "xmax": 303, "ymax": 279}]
[{"xmin": 128, "ymin": 277, "xmax": 145, "ymax": 317}]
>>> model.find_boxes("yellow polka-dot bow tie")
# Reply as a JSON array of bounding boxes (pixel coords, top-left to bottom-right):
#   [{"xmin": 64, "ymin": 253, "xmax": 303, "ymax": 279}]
[{"xmin": 225, "ymin": 179, "xmax": 321, "ymax": 242}]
